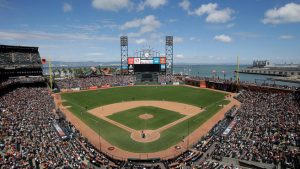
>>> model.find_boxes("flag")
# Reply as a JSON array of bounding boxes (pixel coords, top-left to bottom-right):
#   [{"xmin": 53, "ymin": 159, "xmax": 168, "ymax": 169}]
[{"xmin": 41, "ymin": 58, "xmax": 46, "ymax": 64}]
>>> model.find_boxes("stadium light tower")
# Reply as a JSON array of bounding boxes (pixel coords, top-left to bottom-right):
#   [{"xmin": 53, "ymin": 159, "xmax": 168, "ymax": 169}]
[
  {"xmin": 120, "ymin": 36, "xmax": 128, "ymax": 75},
  {"xmin": 165, "ymin": 36, "xmax": 173, "ymax": 75}
]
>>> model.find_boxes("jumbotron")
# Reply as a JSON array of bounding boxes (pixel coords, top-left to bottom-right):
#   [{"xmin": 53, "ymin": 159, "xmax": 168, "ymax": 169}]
[{"xmin": 0, "ymin": 42, "xmax": 299, "ymax": 169}]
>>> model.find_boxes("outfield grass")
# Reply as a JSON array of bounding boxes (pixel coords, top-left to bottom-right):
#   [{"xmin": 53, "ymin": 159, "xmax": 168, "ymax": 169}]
[
  {"xmin": 107, "ymin": 106, "xmax": 185, "ymax": 130},
  {"xmin": 61, "ymin": 86, "xmax": 229, "ymax": 153}
]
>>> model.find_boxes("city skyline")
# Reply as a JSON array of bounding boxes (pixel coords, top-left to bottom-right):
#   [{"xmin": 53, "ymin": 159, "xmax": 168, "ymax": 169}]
[{"xmin": 0, "ymin": 0, "xmax": 300, "ymax": 64}]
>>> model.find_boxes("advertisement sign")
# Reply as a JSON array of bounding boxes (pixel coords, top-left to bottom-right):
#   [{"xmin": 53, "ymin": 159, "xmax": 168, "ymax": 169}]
[
  {"xmin": 128, "ymin": 64, "xmax": 134, "ymax": 70},
  {"xmin": 153, "ymin": 57, "xmax": 160, "ymax": 64},
  {"xmin": 89, "ymin": 86, "xmax": 98, "ymax": 90},
  {"xmin": 161, "ymin": 64, "xmax": 166, "ymax": 70},
  {"xmin": 71, "ymin": 87, "xmax": 80, "ymax": 91},
  {"xmin": 160, "ymin": 57, "xmax": 166, "ymax": 64},
  {"xmin": 101, "ymin": 85, "xmax": 111, "ymax": 88},
  {"xmin": 122, "ymin": 65, "xmax": 128, "ymax": 69},
  {"xmin": 128, "ymin": 64, "xmax": 134, "ymax": 74},
  {"xmin": 134, "ymin": 58, "xmax": 140, "ymax": 64},
  {"xmin": 128, "ymin": 58, "xmax": 134, "ymax": 64},
  {"xmin": 140, "ymin": 59, "xmax": 153, "ymax": 64}
]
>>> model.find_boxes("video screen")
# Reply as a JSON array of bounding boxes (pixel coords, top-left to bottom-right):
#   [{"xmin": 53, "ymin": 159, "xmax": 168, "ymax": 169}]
[{"xmin": 134, "ymin": 64, "xmax": 160, "ymax": 72}]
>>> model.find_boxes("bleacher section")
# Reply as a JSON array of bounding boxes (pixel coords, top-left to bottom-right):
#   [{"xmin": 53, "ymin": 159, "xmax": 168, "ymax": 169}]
[{"xmin": 0, "ymin": 45, "xmax": 43, "ymax": 81}]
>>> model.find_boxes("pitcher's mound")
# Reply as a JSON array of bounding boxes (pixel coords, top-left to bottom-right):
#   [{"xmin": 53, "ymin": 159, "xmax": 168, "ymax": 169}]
[
  {"xmin": 131, "ymin": 130, "xmax": 160, "ymax": 142},
  {"xmin": 139, "ymin": 113, "xmax": 154, "ymax": 120}
]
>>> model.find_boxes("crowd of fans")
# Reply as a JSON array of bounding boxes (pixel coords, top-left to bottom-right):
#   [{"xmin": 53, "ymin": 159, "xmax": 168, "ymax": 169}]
[
  {"xmin": 159, "ymin": 90, "xmax": 299, "ymax": 169},
  {"xmin": 55, "ymin": 75, "xmax": 182, "ymax": 89},
  {"xmin": 210, "ymin": 90, "xmax": 300, "ymax": 168},
  {"xmin": 1, "ymin": 75, "xmax": 299, "ymax": 168},
  {"xmin": 55, "ymin": 76, "xmax": 136, "ymax": 89},
  {"xmin": 0, "ymin": 52, "xmax": 41, "ymax": 65},
  {"xmin": 158, "ymin": 75, "xmax": 181, "ymax": 83},
  {"xmin": 0, "ymin": 86, "xmax": 125, "ymax": 168},
  {"xmin": 0, "ymin": 77, "xmax": 45, "ymax": 88}
]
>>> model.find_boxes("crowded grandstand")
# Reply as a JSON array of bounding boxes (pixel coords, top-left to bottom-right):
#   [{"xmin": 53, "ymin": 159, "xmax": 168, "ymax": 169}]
[{"xmin": 0, "ymin": 45, "xmax": 299, "ymax": 169}]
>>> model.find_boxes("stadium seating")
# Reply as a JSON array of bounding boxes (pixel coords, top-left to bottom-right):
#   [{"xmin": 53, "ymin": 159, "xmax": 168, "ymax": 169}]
[
  {"xmin": 0, "ymin": 65, "xmax": 299, "ymax": 168},
  {"xmin": 0, "ymin": 45, "xmax": 42, "ymax": 66}
]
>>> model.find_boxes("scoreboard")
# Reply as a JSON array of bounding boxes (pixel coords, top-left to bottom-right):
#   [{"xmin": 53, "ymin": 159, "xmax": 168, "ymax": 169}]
[{"xmin": 126, "ymin": 57, "xmax": 166, "ymax": 74}]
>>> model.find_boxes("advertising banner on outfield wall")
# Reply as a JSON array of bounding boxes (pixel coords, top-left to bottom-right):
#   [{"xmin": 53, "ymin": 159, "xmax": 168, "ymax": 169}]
[
  {"xmin": 140, "ymin": 59, "xmax": 153, "ymax": 64},
  {"xmin": 89, "ymin": 86, "xmax": 97, "ymax": 90},
  {"xmin": 101, "ymin": 84, "xmax": 111, "ymax": 88},
  {"xmin": 134, "ymin": 58, "xmax": 140, "ymax": 64}
]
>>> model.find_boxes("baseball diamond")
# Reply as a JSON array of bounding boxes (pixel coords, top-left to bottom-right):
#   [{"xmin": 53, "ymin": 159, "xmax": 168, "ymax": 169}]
[{"xmin": 59, "ymin": 85, "xmax": 234, "ymax": 158}]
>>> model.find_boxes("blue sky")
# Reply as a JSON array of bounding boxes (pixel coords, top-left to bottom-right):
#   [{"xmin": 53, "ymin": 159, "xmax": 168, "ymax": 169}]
[{"xmin": 0, "ymin": 0, "xmax": 300, "ymax": 64}]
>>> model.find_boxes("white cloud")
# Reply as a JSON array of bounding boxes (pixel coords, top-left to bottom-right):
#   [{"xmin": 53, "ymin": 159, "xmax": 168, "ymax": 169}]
[
  {"xmin": 91, "ymin": 0, "xmax": 131, "ymax": 11},
  {"xmin": 174, "ymin": 36, "xmax": 183, "ymax": 43},
  {"xmin": 179, "ymin": 0, "xmax": 190, "ymax": 11},
  {"xmin": 205, "ymin": 8, "xmax": 233, "ymax": 23},
  {"xmin": 138, "ymin": 0, "xmax": 167, "ymax": 11},
  {"xmin": 194, "ymin": 3, "xmax": 218, "ymax": 15},
  {"xmin": 279, "ymin": 35, "xmax": 294, "ymax": 40},
  {"xmin": 120, "ymin": 19, "xmax": 141, "ymax": 30},
  {"xmin": 179, "ymin": 1, "xmax": 234, "ymax": 23},
  {"xmin": 0, "ymin": 30, "xmax": 118, "ymax": 41},
  {"xmin": 120, "ymin": 15, "xmax": 161, "ymax": 37},
  {"xmin": 262, "ymin": 3, "xmax": 300, "ymax": 24},
  {"xmin": 135, "ymin": 38, "xmax": 146, "ymax": 44},
  {"xmin": 189, "ymin": 37, "xmax": 196, "ymax": 41},
  {"xmin": 189, "ymin": 37, "xmax": 200, "ymax": 41},
  {"xmin": 193, "ymin": 3, "xmax": 233, "ymax": 23},
  {"xmin": 175, "ymin": 54, "xmax": 184, "ymax": 58},
  {"xmin": 179, "ymin": 0, "xmax": 194, "ymax": 15},
  {"xmin": 214, "ymin": 34, "xmax": 232, "ymax": 43},
  {"xmin": 63, "ymin": 2, "xmax": 72, "ymax": 12}
]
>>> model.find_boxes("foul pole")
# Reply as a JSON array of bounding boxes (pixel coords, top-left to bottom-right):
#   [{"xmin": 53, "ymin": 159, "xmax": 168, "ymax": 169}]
[
  {"xmin": 236, "ymin": 56, "xmax": 240, "ymax": 85},
  {"xmin": 48, "ymin": 58, "xmax": 53, "ymax": 91}
]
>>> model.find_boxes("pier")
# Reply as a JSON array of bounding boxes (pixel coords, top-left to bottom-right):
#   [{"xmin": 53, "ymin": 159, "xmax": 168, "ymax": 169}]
[{"xmin": 239, "ymin": 67, "xmax": 300, "ymax": 77}]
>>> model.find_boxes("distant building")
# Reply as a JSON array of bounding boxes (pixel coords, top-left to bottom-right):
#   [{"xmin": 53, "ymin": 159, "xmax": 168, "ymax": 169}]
[
  {"xmin": 239, "ymin": 59, "xmax": 300, "ymax": 77},
  {"xmin": 252, "ymin": 60, "xmax": 268, "ymax": 68}
]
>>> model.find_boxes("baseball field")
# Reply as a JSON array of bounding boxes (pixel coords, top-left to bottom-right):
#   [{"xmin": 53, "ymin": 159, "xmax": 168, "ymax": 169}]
[{"xmin": 61, "ymin": 86, "xmax": 230, "ymax": 154}]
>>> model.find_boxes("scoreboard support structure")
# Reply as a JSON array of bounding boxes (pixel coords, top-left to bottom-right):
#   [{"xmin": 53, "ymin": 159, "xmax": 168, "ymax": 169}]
[
  {"xmin": 120, "ymin": 36, "xmax": 128, "ymax": 75},
  {"xmin": 120, "ymin": 36, "xmax": 173, "ymax": 76},
  {"xmin": 165, "ymin": 36, "xmax": 173, "ymax": 75}
]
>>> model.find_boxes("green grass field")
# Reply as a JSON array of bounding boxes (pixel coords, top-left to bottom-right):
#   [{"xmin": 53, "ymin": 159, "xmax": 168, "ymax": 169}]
[
  {"xmin": 61, "ymin": 86, "xmax": 229, "ymax": 153},
  {"xmin": 107, "ymin": 106, "xmax": 185, "ymax": 130}
]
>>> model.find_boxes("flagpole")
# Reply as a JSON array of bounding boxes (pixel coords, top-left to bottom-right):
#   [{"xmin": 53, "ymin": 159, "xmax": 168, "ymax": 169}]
[{"xmin": 48, "ymin": 58, "xmax": 53, "ymax": 92}]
